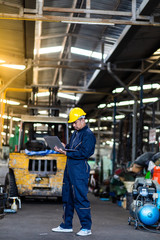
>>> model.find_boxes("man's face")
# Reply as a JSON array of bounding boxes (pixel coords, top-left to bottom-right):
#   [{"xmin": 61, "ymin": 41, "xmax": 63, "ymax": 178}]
[{"xmin": 72, "ymin": 118, "xmax": 85, "ymax": 131}]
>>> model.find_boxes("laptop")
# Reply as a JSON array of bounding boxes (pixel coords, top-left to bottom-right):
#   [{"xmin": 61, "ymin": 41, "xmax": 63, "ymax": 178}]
[{"xmin": 44, "ymin": 136, "xmax": 77, "ymax": 152}]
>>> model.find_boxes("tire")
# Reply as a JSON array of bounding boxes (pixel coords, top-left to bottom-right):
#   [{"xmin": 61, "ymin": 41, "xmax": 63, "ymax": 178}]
[{"xmin": 4, "ymin": 171, "xmax": 18, "ymax": 197}]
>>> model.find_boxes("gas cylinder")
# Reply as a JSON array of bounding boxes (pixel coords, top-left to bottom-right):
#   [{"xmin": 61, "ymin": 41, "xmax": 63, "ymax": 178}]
[{"xmin": 138, "ymin": 203, "xmax": 159, "ymax": 225}]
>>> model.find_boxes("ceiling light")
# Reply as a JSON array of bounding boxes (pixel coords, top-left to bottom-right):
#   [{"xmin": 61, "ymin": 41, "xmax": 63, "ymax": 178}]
[
  {"xmin": 89, "ymin": 119, "xmax": 96, "ymax": 123},
  {"xmin": 143, "ymin": 84, "xmax": 160, "ymax": 90},
  {"xmin": 62, "ymin": 21, "xmax": 114, "ymax": 26},
  {"xmin": 36, "ymin": 92, "xmax": 49, "ymax": 97},
  {"xmin": 107, "ymin": 98, "xmax": 159, "ymax": 108},
  {"xmin": 59, "ymin": 113, "xmax": 68, "ymax": 118},
  {"xmin": 101, "ymin": 117, "xmax": 107, "ymax": 121},
  {"xmin": 0, "ymin": 59, "xmax": 5, "ymax": 63},
  {"xmin": 112, "ymin": 83, "xmax": 160, "ymax": 94},
  {"xmin": 12, "ymin": 117, "xmax": 21, "ymax": 121},
  {"xmin": 38, "ymin": 110, "xmax": 48, "ymax": 115},
  {"xmin": 116, "ymin": 115, "xmax": 125, "ymax": 119},
  {"xmin": 34, "ymin": 123, "xmax": 43, "ymax": 127},
  {"xmin": 153, "ymin": 48, "xmax": 160, "ymax": 55},
  {"xmin": 59, "ymin": 80, "xmax": 63, "ymax": 86},
  {"xmin": 107, "ymin": 100, "xmax": 134, "ymax": 107},
  {"xmin": 1, "ymin": 99, "xmax": 20, "ymax": 105},
  {"xmin": 107, "ymin": 116, "xmax": 112, "ymax": 120},
  {"xmin": 98, "ymin": 103, "xmax": 106, "ymax": 109},
  {"xmin": 36, "ymin": 91, "xmax": 79, "ymax": 101},
  {"xmin": 57, "ymin": 92, "xmax": 79, "ymax": 101},
  {"xmin": 1, "ymin": 64, "xmax": 26, "ymax": 70},
  {"xmin": 1, "ymin": 115, "xmax": 11, "ymax": 119},
  {"xmin": 106, "ymin": 140, "xmax": 114, "ymax": 147},
  {"xmin": 6, "ymin": 100, "xmax": 20, "ymax": 105},
  {"xmin": 143, "ymin": 97, "xmax": 158, "ymax": 103},
  {"xmin": 34, "ymin": 46, "xmax": 62, "ymax": 55}
]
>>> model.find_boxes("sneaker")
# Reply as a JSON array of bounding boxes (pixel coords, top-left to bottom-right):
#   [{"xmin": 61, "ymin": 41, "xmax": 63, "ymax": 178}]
[
  {"xmin": 52, "ymin": 226, "xmax": 73, "ymax": 233},
  {"xmin": 76, "ymin": 229, "xmax": 92, "ymax": 236}
]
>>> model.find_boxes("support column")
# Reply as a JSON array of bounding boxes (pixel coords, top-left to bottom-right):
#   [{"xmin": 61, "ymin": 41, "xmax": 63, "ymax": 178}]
[
  {"xmin": 137, "ymin": 75, "xmax": 144, "ymax": 154},
  {"xmin": 132, "ymin": 0, "xmax": 136, "ymax": 20},
  {"xmin": 86, "ymin": 0, "xmax": 91, "ymax": 18},
  {"xmin": 33, "ymin": 0, "xmax": 44, "ymax": 85},
  {"xmin": 9, "ymin": 112, "xmax": 13, "ymax": 139},
  {"xmin": 0, "ymin": 92, "xmax": 5, "ymax": 148},
  {"xmin": 97, "ymin": 118, "xmax": 101, "ymax": 165},
  {"xmin": 132, "ymin": 100, "xmax": 137, "ymax": 163},
  {"xmin": 112, "ymin": 97, "xmax": 117, "ymax": 174}
]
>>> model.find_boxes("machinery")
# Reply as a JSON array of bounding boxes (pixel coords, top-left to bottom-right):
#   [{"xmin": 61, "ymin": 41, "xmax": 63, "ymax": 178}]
[
  {"xmin": 128, "ymin": 177, "xmax": 160, "ymax": 232},
  {"xmin": 5, "ymin": 115, "xmax": 68, "ymax": 200}
]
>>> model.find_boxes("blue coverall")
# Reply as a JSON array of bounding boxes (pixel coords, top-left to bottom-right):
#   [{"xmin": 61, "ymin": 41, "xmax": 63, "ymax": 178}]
[{"xmin": 60, "ymin": 125, "xmax": 96, "ymax": 230}]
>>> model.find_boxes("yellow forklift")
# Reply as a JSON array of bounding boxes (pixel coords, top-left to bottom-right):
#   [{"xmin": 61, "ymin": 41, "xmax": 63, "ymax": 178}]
[{"xmin": 4, "ymin": 82, "xmax": 71, "ymax": 202}]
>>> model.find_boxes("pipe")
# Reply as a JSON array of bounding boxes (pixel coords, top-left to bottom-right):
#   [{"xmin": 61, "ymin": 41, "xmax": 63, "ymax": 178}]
[{"xmin": 0, "ymin": 60, "xmax": 32, "ymax": 95}]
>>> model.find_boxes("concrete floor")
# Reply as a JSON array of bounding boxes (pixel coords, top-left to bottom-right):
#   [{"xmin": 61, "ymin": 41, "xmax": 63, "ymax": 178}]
[{"xmin": 1, "ymin": 194, "xmax": 160, "ymax": 240}]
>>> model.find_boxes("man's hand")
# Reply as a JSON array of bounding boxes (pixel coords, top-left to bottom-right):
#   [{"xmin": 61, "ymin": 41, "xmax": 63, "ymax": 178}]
[{"xmin": 54, "ymin": 146, "xmax": 66, "ymax": 155}]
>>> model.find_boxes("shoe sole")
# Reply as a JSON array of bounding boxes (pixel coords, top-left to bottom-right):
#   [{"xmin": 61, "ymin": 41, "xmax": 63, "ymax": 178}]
[
  {"xmin": 52, "ymin": 229, "xmax": 73, "ymax": 233},
  {"xmin": 76, "ymin": 232, "xmax": 92, "ymax": 236}
]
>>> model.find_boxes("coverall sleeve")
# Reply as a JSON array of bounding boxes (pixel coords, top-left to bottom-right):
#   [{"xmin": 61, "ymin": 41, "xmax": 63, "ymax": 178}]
[{"xmin": 66, "ymin": 132, "xmax": 96, "ymax": 160}]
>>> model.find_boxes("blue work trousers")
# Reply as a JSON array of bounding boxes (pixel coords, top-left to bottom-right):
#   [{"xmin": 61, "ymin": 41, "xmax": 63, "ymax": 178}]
[{"xmin": 60, "ymin": 176, "xmax": 92, "ymax": 230}]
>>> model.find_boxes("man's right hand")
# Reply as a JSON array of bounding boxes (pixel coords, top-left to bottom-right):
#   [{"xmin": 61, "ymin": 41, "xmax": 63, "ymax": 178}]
[{"xmin": 54, "ymin": 146, "xmax": 66, "ymax": 155}]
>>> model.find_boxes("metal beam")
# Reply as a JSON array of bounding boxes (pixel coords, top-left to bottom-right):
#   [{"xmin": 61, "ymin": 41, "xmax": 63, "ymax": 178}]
[
  {"xmin": 42, "ymin": 6, "xmax": 151, "ymax": 21},
  {"xmin": 43, "ymin": 7, "xmax": 132, "ymax": 17},
  {"xmin": 0, "ymin": 13, "xmax": 159, "ymax": 26},
  {"xmin": 37, "ymin": 57, "xmax": 100, "ymax": 64},
  {"xmin": 35, "ymin": 64, "xmax": 101, "ymax": 70},
  {"xmin": 113, "ymin": 67, "xmax": 160, "ymax": 74},
  {"xmin": 5, "ymin": 87, "xmax": 107, "ymax": 95}
]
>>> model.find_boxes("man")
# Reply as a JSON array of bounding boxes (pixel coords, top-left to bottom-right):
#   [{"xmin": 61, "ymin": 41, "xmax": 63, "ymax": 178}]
[{"xmin": 52, "ymin": 107, "xmax": 96, "ymax": 236}]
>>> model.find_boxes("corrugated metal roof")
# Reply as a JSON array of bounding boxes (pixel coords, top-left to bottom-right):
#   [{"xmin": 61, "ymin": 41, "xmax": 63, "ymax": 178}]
[{"xmin": 0, "ymin": 0, "xmax": 160, "ymax": 118}]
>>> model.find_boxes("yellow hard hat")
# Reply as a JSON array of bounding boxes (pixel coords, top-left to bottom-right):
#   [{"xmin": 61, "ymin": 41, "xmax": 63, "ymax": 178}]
[{"xmin": 68, "ymin": 107, "xmax": 86, "ymax": 123}]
